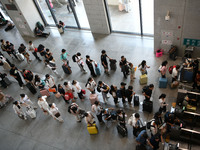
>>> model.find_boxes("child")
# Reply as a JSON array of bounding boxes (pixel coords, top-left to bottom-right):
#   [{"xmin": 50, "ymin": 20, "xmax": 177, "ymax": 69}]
[{"xmin": 129, "ymin": 63, "xmax": 136, "ymax": 81}]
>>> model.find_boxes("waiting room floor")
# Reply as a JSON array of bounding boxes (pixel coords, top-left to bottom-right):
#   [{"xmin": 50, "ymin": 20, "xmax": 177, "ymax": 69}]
[{"xmin": 0, "ymin": 26, "xmax": 199, "ymax": 150}]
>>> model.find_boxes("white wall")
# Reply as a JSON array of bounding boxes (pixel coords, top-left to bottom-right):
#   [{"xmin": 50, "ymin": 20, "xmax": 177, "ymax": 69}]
[{"xmin": 107, "ymin": 0, "xmax": 119, "ymax": 5}]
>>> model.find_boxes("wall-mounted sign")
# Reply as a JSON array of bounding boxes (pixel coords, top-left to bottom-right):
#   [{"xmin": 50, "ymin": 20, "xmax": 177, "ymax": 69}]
[{"xmin": 183, "ymin": 38, "xmax": 200, "ymax": 47}]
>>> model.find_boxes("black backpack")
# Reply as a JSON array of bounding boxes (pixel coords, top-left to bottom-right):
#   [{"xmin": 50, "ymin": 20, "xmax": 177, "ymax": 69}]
[
  {"xmin": 146, "ymin": 119, "xmax": 155, "ymax": 129},
  {"xmin": 72, "ymin": 55, "xmax": 77, "ymax": 62}
]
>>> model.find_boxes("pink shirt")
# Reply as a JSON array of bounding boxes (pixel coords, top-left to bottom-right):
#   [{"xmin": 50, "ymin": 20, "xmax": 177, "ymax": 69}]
[{"xmin": 161, "ymin": 66, "xmax": 167, "ymax": 75}]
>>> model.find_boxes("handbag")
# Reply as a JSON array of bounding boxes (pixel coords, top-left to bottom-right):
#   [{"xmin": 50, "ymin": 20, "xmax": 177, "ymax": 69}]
[
  {"xmin": 81, "ymin": 89, "xmax": 86, "ymax": 95},
  {"xmin": 34, "ymin": 48, "xmax": 38, "ymax": 52},
  {"xmin": 55, "ymin": 112, "xmax": 60, "ymax": 118},
  {"xmin": 49, "ymin": 88, "xmax": 56, "ymax": 92}
]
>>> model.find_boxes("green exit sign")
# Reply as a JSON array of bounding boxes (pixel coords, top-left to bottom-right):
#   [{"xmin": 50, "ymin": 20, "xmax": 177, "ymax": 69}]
[{"xmin": 183, "ymin": 38, "xmax": 200, "ymax": 47}]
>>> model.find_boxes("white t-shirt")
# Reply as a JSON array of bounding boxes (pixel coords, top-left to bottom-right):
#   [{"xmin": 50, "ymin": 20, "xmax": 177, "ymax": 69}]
[
  {"xmin": 91, "ymin": 104, "xmax": 101, "ymax": 115},
  {"xmin": 13, "ymin": 104, "xmax": 23, "ymax": 114},
  {"xmin": 20, "ymin": 95, "xmax": 30, "ymax": 103},
  {"xmin": 87, "ymin": 81, "xmax": 96, "ymax": 91},
  {"xmin": 46, "ymin": 76, "xmax": 55, "ymax": 87},
  {"xmin": 76, "ymin": 56, "xmax": 84, "ymax": 65},
  {"xmin": 49, "ymin": 103, "xmax": 59, "ymax": 116},
  {"xmin": 172, "ymin": 68, "xmax": 178, "ymax": 78},
  {"xmin": 85, "ymin": 111, "xmax": 94, "ymax": 124},
  {"xmin": 28, "ymin": 43, "xmax": 35, "ymax": 52},
  {"xmin": 38, "ymin": 96, "xmax": 49, "ymax": 110}
]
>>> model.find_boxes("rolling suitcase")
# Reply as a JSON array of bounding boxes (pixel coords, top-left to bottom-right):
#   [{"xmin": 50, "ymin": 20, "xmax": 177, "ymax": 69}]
[
  {"xmin": 95, "ymin": 63, "xmax": 101, "ymax": 76},
  {"xmin": 40, "ymin": 89, "xmax": 50, "ymax": 97},
  {"xmin": 134, "ymin": 95, "xmax": 139, "ymax": 106},
  {"xmin": 109, "ymin": 59, "xmax": 117, "ymax": 70},
  {"xmin": 143, "ymin": 100, "xmax": 153, "ymax": 113},
  {"xmin": 26, "ymin": 83, "xmax": 37, "ymax": 94},
  {"xmin": 140, "ymin": 74, "xmax": 148, "ymax": 84},
  {"xmin": 89, "ymin": 94, "xmax": 98, "ymax": 105},
  {"xmin": 116, "ymin": 124, "xmax": 127, "ymax": 137},
  {"xmin": 26, "ymin": 107, "xmax": 36, "ymax": 118},
  {"xmin": 183, "ymin": 69, "xmax": 193, "ymax": 83},
  {"xmin": 16, "ymin": 52, "xmax": 24, "ymax": 61},
  {"xmin": 159, "ymin": 77, "xmax": 167, "ymax": 88},
  {"xmin": 87, "ymin": 123, "xmax": 98, "ymax": 134},
  {"xmin": 62, "ymin": 64, "xmax": 72, "ymax": 74},
  {"xmin": 3, "ymin": 77, "xmax": 12, "ymax": 86}
]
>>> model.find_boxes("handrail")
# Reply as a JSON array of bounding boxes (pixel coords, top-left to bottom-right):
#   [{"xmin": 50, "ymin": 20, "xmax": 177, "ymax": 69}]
[
  {"xmin": 184, "ymin": 111, "xmax": 200, "ymax": 117},
  {"xmin": 181, "ymin": 128, "xmax": 200, "ymax": 134}
]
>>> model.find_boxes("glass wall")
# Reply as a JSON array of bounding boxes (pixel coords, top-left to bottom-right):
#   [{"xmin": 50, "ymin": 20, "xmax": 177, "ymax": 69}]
[
  {"xmin": 36, "ymin": 0, "xmax": 55, "ymax": 26},
  {"xmin": 141, "ymin": 0, "xmax": 154, "ymax": 35},
  {"xmin": 105, "ymin": 0, "xmax": 154, "ymax": 36}
]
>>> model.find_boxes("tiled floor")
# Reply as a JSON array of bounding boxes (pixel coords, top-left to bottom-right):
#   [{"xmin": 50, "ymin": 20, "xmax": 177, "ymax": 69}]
[{"xmin": 0, "ymin": 26, "xmax": 199, "ymax": 150}]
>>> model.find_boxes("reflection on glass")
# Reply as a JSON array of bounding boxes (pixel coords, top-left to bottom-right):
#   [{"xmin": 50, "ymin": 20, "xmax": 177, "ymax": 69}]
[
  {"xmin": 0, "ymin": 2, "xmax": 12, "ymax": 21},
  {"xmin": 74, "ymin": 0, "xmax": 90, "ymax": 29},
  {"xmin": 37, "ymin": 0, "xmax": 55, "ymax": 25},
  {"xmin": 107, "ymin": 0, "xmax": 140, "ymax": 33},
  {"xmin": 141, "ymin": 0, "xmax": 153, "ymax": 35},
  {"xmin": 49, "ymin": 0, "xmax": 77, "ymax": 27}
]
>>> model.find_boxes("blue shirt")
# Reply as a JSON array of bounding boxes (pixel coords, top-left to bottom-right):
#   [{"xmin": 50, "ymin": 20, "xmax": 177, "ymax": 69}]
[{"xmin": 136, "ymin": 130, "xmax": 147, "ymax": 145}]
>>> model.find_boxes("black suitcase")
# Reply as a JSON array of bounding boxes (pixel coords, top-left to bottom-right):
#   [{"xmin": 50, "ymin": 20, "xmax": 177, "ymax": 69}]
[
  {"xmin": 4, "ymin": 77, "xmax": 12, "ymax": 86},
  {"xmin": 134, "ymin": 95, "xmax": 139, "ymax": 106},
  {"xmin": 62, "ymin": 64, "xmax": 72, "ymax": 74},
  {"xmin": 109, "ymin": 59, "xmax": 117, "ymax": 70},
  {"xmin": 116, "ymin": 124, "xmax": 127, "ymax": 137},
  {"xmin": 26, "ymin": 83, "xmax": 37, "ymax": 94},
  {"xmin": 143, "ymin": 100, "xmax": 153, "ymax": 113}
]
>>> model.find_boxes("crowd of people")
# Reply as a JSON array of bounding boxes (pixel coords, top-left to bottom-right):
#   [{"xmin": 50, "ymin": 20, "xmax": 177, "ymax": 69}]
[{"xmin": 0, "ymin": 37, "xmax": 199, "ymax": 150}]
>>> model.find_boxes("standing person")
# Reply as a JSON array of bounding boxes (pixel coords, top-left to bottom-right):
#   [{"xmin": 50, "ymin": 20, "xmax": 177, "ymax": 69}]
[
  {"xmin": 101, "ymin": 50, "xmax": 111, "ymax": 75},
  {"xmin": 60, "ymin": 49, "xmax": 69, "ymax": 64},
  {"xmin": 158, "ymin": 94, "xmax": 168, "ymax": 113},
  {"xmin": 129, "ymin": 63, "xmax": 136, "ymax": 81},
  {"xmin": 138, "ymin": 60, "xmax": 150, "ymax": 75},
  {"xmin": 45, "ymin": 74, "xmax": 57, "ymax": 93},
  {"xmin": 117, "ymin": 109, "xmax": 126, "ymax": 127},
  {"xmin": 69, "ymin": 103, "xmax": 85, "ymax": 122},
  {"xmin": 126, "ymin": 85, "xmax": 135, "ymax": 106},
  {"xmin": 44, "ymin": 59, "xmax": 62, "ymax": 78},
  {"xmin": 13, "ymin": 101, "xmax": 27, "ymax": 120},
  {"xmin": 86, "ymin": 77, "xmax": 96, "ymax": 94},
  {"xmin": 120, "ymin": 82, "xmax": 127, "ymax": 106},
  {"xmin": 45, "ymin": 49, "xmax": 54, "ymax": 62},
  {"xmin": 160, "ymin": 60, "xmax": 168, "ymax": 78},
  {"xmin": 18, "ymin": 43, "xmax": 31, "ymax": 64},
  {"xmin": 64, "ymin": 81, "xmax": 73, "ymax": 93},
  {"xmin": 84, "ymin": 111, "xmax": 95, "ymax": 126},
  {"xmin": 37, "ymin": 95, "xmax": 51, "ymax": 115},
  {"xmin": 172, "ymin": 65, "xmax": 180, "ymax": 83},
  {"xmin": 0, "ymin": 90, "xmax": 7, "ymax": 108},
  {"xmin": 71, "ymin": 80, "xmax": 84, "ymax": 101},
  {"xmin": 91, "ymin": 101, "xmax": 103, "ymax": 124},
  {"xmin": 86, "ymin": 55, "xmax": 97, "ymax": 77},
  {"xmin": 34, "ymin": 74, "xmax": 45, "ymax": 89},
  {"xmin": 74, "ymin": 52, "xmax": 87, "ymax": 73},
  {"xmin": 0, "ymin": 56, "xmax": 11, "ymax": 71},
  {"xmin": 28, "ymin": 41, "xmax": 41, "ymax": 61},
  {"xmin": 9, "ymin": 64, "xmax": 24, "ymax": 89},
  {"xmin": 58, "ymin": 84, "xmax": 68, "ymax": 103},
  {"xmin": 97, "ymin": 81, "xmax": 110, "ymax": 104},
  {"xmin": 49, "ymin": 103, "xmax": 64, "ymax": 123},
  {"xmin": 22, "ymin": 69, "xmax": 34, "ymax": 83},
  {"xmin": 143, "ymin": 84, "xmax": 154, "ymax": 101},
  {"xmin": 37, "ymin": 44, "xmax": 46, "ymax": 58},
  {"xmin": 109, "ymin": 85, "xmax": 118, "ymax": 106},
  {"xmin": 5, "ymin": 41, "xmax": 18, "ymax": 59},
  {"xmin": 20, "ymin": 93, "xmax": 37, "ymax": 109},
  {"xmin": 128, "ymin": 113, "xmax": 145, "ymax": 137},
  {"xmin": 0, "ymin": 39, "xmax": 7, "ymax": 52},
  {"xmin": 119, "ymin": 56, "xmax": 129, "ymax": 78}
]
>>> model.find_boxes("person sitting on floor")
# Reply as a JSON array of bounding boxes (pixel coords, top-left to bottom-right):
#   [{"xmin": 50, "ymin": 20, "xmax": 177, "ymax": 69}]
[{"xmin": 34, "ymin": 27, "xmax": 50, "ymax": 38}]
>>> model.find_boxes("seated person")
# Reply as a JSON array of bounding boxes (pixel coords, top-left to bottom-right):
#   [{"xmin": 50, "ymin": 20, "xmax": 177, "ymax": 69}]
[
  {"xmin": 57, "ymin": 20, "xmax": 65, "ymax": 29},
  {"xmin": 34, "ymin": 27, "xmax": 50, "ymax": 38},
  {"xmin": 0, "ymin": 17, "xmax": 8, "ymax": 26},
  {"xmin": 182, "ymin": 95, "xmax": 197, "ymax": 108},
  {"xmin": 5, "ymin": 20, "xmax": 15, "ymax": 31}
]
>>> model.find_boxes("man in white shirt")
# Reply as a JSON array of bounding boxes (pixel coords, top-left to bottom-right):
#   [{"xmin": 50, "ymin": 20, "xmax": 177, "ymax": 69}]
[
  {"xmin": 172, "ymin": 65, "xmax": 180, "ymax": 82},
  {"xmin": 45, "ymin": 74, "xmax": 57, "ymax": 93},
  {"xmin": 20, "ymin": 93, "xmax": 37, "ymax": 109},
  {"xmin": 38, "ymin": 95, "xmax": 51, "ymax": 115},
  {"xmin": 75, "ymin": 52, "xmax": 87, "ymax": 73},
  {"xmin": 86, "ymin": 77, "xmax": 96, "ymax": 94},
  {"xmin": 28, "ymin": 41, "xmax": 41, "ymax": 61}
]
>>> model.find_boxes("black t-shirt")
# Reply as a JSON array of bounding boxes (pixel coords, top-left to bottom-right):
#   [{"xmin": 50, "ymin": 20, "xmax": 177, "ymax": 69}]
[
  {"xmin": 125, "ymin": 89, "xmax": 133, "ymax": 98},
  {"xmin": 10, "ymin": 67, "xmax": 19, "ymax": 76},
  {"xmin": 101, "ymin": 54, "xmax": 108, "ymax": 65},
  {"xmin": 6, "ymin": 43, "xmax": 14, "ymax": 52},
  {"xmin": 18, "ymin": 46, "xmax": 26, "ymax": 54},
  {"xmin": 58, "ymin": 87, "xmax": 65, "ymax": 95},
  {"xmin": 120, "ymin": 87, "xmax": 126, "ymax": 97},
  {"xmin": 120, "ymin": 59, "xmax": 127, "ymax": 67},
  {"xmin": 23, "ymin": 71, "xmax": 33, "ymax": 81},
  {"xmin": 145, "ymin": 88, "xmax": 152, "ymax": 97},
  {"xmin": 86, "ymin": 59, "xmax": 93, "ymax": 68}
]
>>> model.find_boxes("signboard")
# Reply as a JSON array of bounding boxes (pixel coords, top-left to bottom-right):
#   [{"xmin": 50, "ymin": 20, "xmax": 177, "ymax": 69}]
[{"xmin": 183, "ymin": 38, "xmax": 200, "ymax": 47}]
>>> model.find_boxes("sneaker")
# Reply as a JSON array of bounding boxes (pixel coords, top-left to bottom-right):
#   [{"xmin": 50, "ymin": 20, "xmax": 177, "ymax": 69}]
[{"xmin": 21, "ymin": 87, "xmax": 23, "ymax": 89}]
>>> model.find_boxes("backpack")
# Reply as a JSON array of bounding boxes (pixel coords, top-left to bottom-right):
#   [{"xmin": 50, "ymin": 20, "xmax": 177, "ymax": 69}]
[
  {"xmin": 168, "ymin": 65, "xmax": 176, "ymax": 74},
  {"xmin": 72, "ymin": 55, "xmax": 77, "ymax": 62},
  {"xmin": 146, "ymin": 119, "xmax": 155, "ymax": 129},
  {"xmin": 117, "ymin": 89, "xmax": 122, "ymax": 98},
  {"xmin": 97, "ymin": 86, "xmax": 101, "ymax": 92}
]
